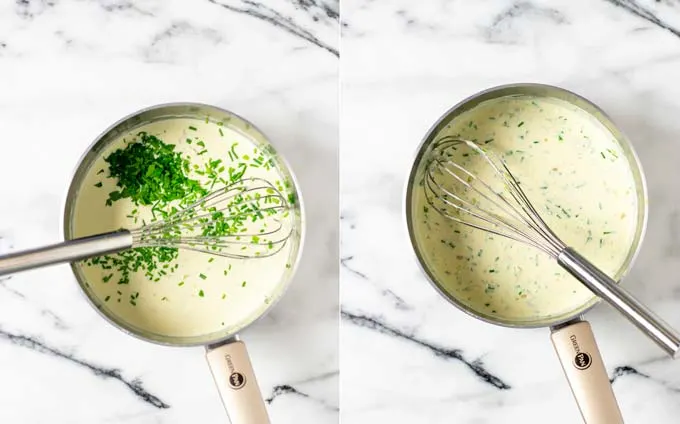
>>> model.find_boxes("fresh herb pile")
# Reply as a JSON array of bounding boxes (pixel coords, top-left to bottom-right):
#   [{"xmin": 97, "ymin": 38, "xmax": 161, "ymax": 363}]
[
  {"xmin": 83, "ymin": 132, "xmax": 207, "ymax": 286},
  {"xmin": 104, "ymin": 132, "xmax": 207, "ymax": 209},
  {"xmin": 83, "ymin": 125, "xmax": 293, "ymax": 305}
]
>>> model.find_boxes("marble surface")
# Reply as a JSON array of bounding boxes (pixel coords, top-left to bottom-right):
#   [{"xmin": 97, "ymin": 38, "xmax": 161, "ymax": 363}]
[
  {"xmin": 341, "ymin": 1, "xmax": 680, "ymax": 423},
  {"xmin": 0, "ymin": 1, "xmax": 338, "ymax": 423}
]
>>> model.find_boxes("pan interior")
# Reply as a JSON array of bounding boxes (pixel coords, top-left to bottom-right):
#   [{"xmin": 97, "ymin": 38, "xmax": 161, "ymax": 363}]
[
  {"xmin": 409, "ymin": 90, "xmax": 646, "ymax": 327},
  {"xmin": 64, "ymin": 104, "xmax": 303, "ymax": 346}
]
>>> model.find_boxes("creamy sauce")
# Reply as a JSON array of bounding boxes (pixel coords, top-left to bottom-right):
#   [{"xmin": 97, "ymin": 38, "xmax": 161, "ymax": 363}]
[
  {"xmin": 71, "ymin": 118, "xmax": 300, "ymax": 339},
  {"xmin": 413, "ymin": 96, "xmax": 640, "ymax": 323}
]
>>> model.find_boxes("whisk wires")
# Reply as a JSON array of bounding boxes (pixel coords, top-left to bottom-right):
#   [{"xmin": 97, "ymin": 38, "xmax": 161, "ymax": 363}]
[
  {"xmin": 423, "ymin": 136, "xmax": 565, "ymax": 258},
  {"xmin": 130, "ymin": 177, "xmax": 295, "ymax": 259}
]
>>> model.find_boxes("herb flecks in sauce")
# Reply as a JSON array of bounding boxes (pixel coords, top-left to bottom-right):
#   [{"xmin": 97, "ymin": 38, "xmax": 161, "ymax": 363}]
[
  {"xmin": 414, "ymin": 96, "xmax": 638, "ymax": 321},
  {"xmin": 75, "ymin": 119, "xmax": 298, "ymax": 336}
]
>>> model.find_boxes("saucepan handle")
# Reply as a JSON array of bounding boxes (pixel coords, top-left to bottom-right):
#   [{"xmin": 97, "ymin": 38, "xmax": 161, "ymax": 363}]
[
  {"xmin": 551, "ymin": 320, "xmax": 623, "ymax": 424},
  {"xmin": 0, "ymin": 231, "xmax": 133, "ymax": 278},
  {"xmin": 206, "ymin": 339, "xmax": 271, "ymax": 424}
]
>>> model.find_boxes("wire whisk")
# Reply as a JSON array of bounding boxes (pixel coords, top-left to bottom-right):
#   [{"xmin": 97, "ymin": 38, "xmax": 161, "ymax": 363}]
[
  {"xmin": 424, "ymin": 136, "xmax": 565, "ymax": 257},
  {"xmin": 422, "ymin": 136, "xmax": 680, "ymax": 357},
  {"xmin": 0, "ymin": 177, "xmax": 297, "ymax": 277}
]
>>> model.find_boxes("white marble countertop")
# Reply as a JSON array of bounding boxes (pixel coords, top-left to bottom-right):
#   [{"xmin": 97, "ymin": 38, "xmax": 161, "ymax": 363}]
[
  {"xmin": 341, "ymin": 1, "xmax": 680, "ymax": 423},
  {"xmin": 0, "ymin": 1, "xmax": 338, "ymax": 423}
]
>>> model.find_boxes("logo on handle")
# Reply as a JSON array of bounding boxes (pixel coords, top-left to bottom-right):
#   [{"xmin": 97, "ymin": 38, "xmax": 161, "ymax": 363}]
[
  {"xmin": 225, "ymin": 354, "xmax": 247, "ymax": 390},
  {"xmin": 229, "ymin": 372, "xmax": 247, "ymax": 389},
  {"xmin": 569, "ymin": 335, "xmax": 592, "ymax": 370}
]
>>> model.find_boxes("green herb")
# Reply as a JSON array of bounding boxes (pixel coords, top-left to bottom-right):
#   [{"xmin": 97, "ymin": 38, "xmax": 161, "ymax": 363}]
[
  {"xmin": 219, "ymin": 128, "xmax": 224, "ymax": 137},
  {"xmin": 517, "ymin": 121, "xmax": 524, "ymax": 127},
  {"xmin": 222, "ymin": 293, "xmax": 226, "ymax": 299},
  {"xmin": 188, "ymin": 126, "xmax": 197, "ymax": 131},
  {"xmin": 198, "ymin": 290, "xmax": 204, "ymax": 297},
  {"xmin": 94, "ymin": 182, "xmax": 103, "ymax": 188},
  {"xmin": 97, "ymin": 169, "xmax": 104, "ymax": 175},
  {"xmin": 84, "ymin": 246, "xmax": 179, "ymax": 286},
  {"xmin": 86, "ymin": 132, "xmax": 214, "ymax": 284},
  {"xmin": 230, "ymin": 143, "xmax": 239, "ymax": 160},
  {"xmin": 241, "ymin": 281, "xmax": 247, "ymax": 287},
  {"xmin": 83, "ymin": 131, "xmax": 294, "ymax": 300},
  {"xmin": 104, "ymin": 295, "xmax": 111, "ymax": 302},
  {"xmin": 103, "ymin": 132, "xmax": 206, "ymax": 207}
]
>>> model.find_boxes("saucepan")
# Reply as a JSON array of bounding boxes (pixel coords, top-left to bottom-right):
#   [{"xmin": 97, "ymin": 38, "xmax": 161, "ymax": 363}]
[
  {"xmin": 3, "ymin": 103, "xmax": 305, "ymax": 424},
  {"xmin": 405, "ymin": 84, "xmax": 656, "ymax": 423}
]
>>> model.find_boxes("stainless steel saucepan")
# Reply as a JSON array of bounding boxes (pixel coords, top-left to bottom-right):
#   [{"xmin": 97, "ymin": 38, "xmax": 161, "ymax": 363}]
[
  {"xmin": 405, "ymin": 83, "xmax": 660, "ymax": 424},
  {"xmin": 5, "ymin": 103, "xmax": 305, "ymax": 424}
]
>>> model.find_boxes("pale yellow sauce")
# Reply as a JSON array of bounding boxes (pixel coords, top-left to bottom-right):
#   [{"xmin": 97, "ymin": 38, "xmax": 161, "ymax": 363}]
[
  {"xmin": 413, "ymin": 96, "xmax": 640, "ymax": 323},
  {"xmin": 72, "ymin": 118, "xmax": 300, "ymax": 338}
]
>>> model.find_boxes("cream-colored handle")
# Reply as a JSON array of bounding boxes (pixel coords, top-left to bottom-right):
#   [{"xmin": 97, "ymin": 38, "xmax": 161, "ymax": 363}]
[
  {"xmin": 206, "ymin": 340, "xmax": 271, "ymax": 424},
  {"xmin": 551, "ymin": 321, "xmax": 623, "ymax": 424}
]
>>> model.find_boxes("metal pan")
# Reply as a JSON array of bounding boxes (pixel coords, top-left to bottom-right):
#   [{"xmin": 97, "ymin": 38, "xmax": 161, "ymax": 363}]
[
  {"xmin": 62, "ymin": 103, "xmax": 305, "ymax": 424},
  {"xmin": 405, "ymin": 84, "xmax": 646, "ymax": 424}
]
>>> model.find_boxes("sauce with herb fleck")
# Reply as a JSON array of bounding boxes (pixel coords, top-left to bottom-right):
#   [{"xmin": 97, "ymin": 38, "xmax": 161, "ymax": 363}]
[
  {"xmin": 413, "ymin": 96, "xmax": 639, "ymax": 322},
  {"xmin": 72, "ymin": 118, "xmax": 299, "ymax": 338}
]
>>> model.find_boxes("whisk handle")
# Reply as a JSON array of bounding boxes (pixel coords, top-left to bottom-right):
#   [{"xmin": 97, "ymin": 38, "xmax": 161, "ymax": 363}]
[
  {"xmin": 559, "ymin": 247, "xmax": 680, "ymax": 359},
  {"xmin": 0, "ymin": 231, "xmax": 133, "ymax": 278}
]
